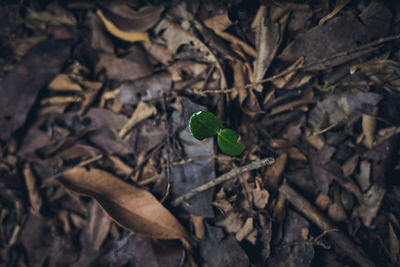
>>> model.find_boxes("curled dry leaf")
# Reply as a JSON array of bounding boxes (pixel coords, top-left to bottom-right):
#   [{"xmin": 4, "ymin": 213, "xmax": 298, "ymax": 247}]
[
  {"xmin": 362, "ymin": 108, "xmax": 377, "ymax": 148},
  {"xmin": 58, "ymin": 167, "xmax": 190, "ymax": 242},
  {"xmin": 101, "ymin": 4, "xmax": 164, "ymax": 32},
  {"xmin": 96, "ymin": 10, "xmax": 149, "ymax": 43}
]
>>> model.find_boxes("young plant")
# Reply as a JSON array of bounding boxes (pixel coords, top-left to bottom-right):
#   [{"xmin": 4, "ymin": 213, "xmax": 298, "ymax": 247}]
[{"xmin": 188, "ymin": 111, "xmax": 242, "ymax": 156}]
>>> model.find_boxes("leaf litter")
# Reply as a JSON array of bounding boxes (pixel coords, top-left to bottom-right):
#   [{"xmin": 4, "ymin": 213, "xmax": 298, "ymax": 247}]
[{"xmin": 1, "ymin": 1, "xmax": 400, "ymax": 266}]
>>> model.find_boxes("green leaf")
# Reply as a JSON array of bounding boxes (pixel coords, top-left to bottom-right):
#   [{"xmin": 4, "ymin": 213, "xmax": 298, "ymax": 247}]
[
  {"xmin": 189, "ymin": 111, "xmax": 222, "ymax": 140},
  {"xmin": 217, "ymin": 129, "xmax": 242, "ymax": 156}
]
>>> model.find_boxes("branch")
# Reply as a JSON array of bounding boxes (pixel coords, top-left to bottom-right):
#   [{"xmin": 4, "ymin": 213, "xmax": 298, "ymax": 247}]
[{"xmin": 171, "ymin": 157, "xmax": 275, "ymax": 207}]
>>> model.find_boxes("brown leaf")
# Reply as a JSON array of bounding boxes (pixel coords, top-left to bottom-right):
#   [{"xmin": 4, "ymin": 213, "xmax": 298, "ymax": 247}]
[
  {"xmin": 253, "ymin": 7, "xmax": 281, "ymax": 92},
  {"xmin": 118, "ymin": 71, "xmax": 172, "ymax": 104},
  {"xmin": 23, "ymin": 163, "xmax": 42, "ymax": 217},
  {"xmin": 96, "ymin": 9, "xmax": 149, "ymax": 43},
  {"xmin": 154, "ymin": 18, "xmax": 227, "ymax": 89},
  {"xmin": 362, "ymin": 109, "xmax": 377, "ymax": 148},
  {"xmin": 359, "ymin": 184, "xmax": 386, "ymax": 228},
  {"xmin": 48, "ymin": 74, "xmax": 82, "ymax": 92},
  {"xmin": 96, "ymin": 50, "xmax": 152, "ymax": 81},
  {"xmin": 110, "ymin": 233, "xmax": 183, "ymax": 267},
  {"xmin": 0, "ymin": 38, "xmax": 76, "ymax": 140},
  {"xmin": 59, "ymin": 167, "xmax": 189, "ymax": 241},
  {"xmin": 264, "ymin": 153, "xmax": 287, "ymax": 191},
  {"xmin": 309, "ymin": 91, "xmax": 382, "ymax": 133},
  {"xmin": 101, "ymin": 4, "xmax": 164, "ymax": 32}
]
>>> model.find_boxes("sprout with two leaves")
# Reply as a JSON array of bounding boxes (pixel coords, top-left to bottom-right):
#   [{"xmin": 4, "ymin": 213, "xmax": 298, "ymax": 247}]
[{"xmin": 188, "ymin": 111, "xmax": 242, "ymax": 156}]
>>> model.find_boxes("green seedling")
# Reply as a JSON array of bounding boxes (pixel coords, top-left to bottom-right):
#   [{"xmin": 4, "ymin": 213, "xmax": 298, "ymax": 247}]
[
  {"xmin": 189, "ymin": 111, "xmax": 242, "ymax": 156},
  {"xmin": 316, "ymin": 83, "xmax": 337, "ymax": 93}
]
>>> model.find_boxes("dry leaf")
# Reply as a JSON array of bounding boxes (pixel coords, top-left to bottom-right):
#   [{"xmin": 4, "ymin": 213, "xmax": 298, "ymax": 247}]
[
  {"xmin": 253, "ymin": 8, "xmax": 281, "ymax": 92},
  {"xmin": 48, "ymin": 74, "xmax": 82, "ymax": 92},
  {"xmin": 100, "ymin": 4, "xmax": 164, "ymax": 32},
  {"xmin": 264, "ymin": 153, "xmax": 287, "ymax": 191},
  {"xmin": 154, "ymin": 18, "xmax": 227, "ymax": 89},
  {"xmin": 359, "ymin": 184, "xmax": 386, "ymax": 228},
  {"xmin": 23, "ymin": 163, "xmax": 42, "ymax": 217},
  {"xmin": 58, "ymin": 167, "xmax": 189, "ymax": 242},
  {"xmin": 341, "ymin": 153, "xmax": 360, "ymax": 177},
  {"xmin": 119, "ymin": 101, "xmax": 157, "ymax": 138},
  {"xmin": 319, "ymin": 0, "xmax": 351, "ymax": 25},
  {"xmin": 389, "ymin": 223, "xmax": 400, "ymax": 263},
  {"xmin": 96, "ymin": 9, "xmax": 149, "ymax": 43},
  {"xmin": 236, "ymin": 217, "xmax": 254, "ymax": 242},
  {"xmin": 204, "ymin": 12, "xmax": 234, "ymax": 32},
  {"xmin": 362, "ymin": 109, "xmax": 377, "ymax": 148}
]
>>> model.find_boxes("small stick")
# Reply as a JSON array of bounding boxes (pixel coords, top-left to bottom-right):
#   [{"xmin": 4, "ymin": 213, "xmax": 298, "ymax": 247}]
[
  {"xmin": 171, "ymin": 157, "xmax": 275, "ymax": 207},
  {"xmin": 279, "ymin": 184, "xmax": 376, "ymax": 267}
]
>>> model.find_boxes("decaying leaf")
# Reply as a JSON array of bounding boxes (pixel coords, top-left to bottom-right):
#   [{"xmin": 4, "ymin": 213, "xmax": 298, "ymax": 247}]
[
  {"xmin": 118, "ymin": 71, "xmax": 172, "ymax": 104},
  {"xmin": 309, "ymin": 91, "xmax": 382, "ymax": 133},
  {"xmin": 253, "ymin": 7, "xmax": 281, "ymax": 92},
  {"xmin": 359, "ymin": 184, "xmax": 386, "ymax": 228},
  {"xmin": 100, "ymin": 4, "xmax": 164, "ymax": 32},
  {"xmin": 0, "ymin": 38, "xmax": 76, "ymax": 140},
  {"xmin": 96, "ymin": 10, "xmax": 149, "ymax": 43},
  {"xmin": 119, "ymin": 101, "xmax": 157, "ymax": 139},
  {"xmin": 154, "ymin": 18, "xmax": 227, "ymax": 89},
  {"xmin": 58, "ymin": 167, "xmax": 189, "ymax": 242}
]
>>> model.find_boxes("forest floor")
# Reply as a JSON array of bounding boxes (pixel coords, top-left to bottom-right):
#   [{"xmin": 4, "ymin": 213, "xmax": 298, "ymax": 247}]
[{"xmin": 1, "ymin": 1, "xmax": 400, "ymax": 266}]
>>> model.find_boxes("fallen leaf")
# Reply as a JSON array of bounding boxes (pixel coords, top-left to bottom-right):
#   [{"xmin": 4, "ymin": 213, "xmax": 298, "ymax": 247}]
[
  {"xmin": 253, "ymin": 7, "xmax": 281, "ymax": 92},
  {"xmin": 170, "ymin": 97, "xmax": 216, "ymax": 217},
  {"xmin": 355, "ymin": 160, "xmax": 371, "ymax": 192},
  {"xmin": 23, "ymin": 163, "xmax": 42, "ymax": 217},
  {"xmin": 110, "ymin": 233, "xmax": 183, "ymax": 267},
  {"xmin": 48, "ymin": 74, "xmax": 82, "ymax": 92},
  {"xmin": 362, "ymin": 109, "xmax": 377, "ymax": 148},
  {"xmin": 359, "ymin": 184, "xmax": 386, "ymax": 228},
  {"xmin": 199, "ymin": 224, "xmax": 249, "ymax": 267},
  {"xmin": 96, "ymin": 9, "xmax": 149, "ymax": 43},
  {"xmin": 268, "ymin": 210, "xmax": 314, "ymax": 267},
  {"xmin": 279, "ymin": 2, "xmax": 391, "ymax": 70},
  {"xmin": 118, "ymin": 71, "xmax": 172, "ymax": 104},
  {"xmin": 0, "ymin": 38, "xmax": 76, "ymax": 140},
  {"xmin": 308, "ymin": 90, "xmax": 382, "ymax": 133},
  {"xmin": 319, "ymin": 0, "xmax": 350, "ymax": 25},
  {"xmin": 58, "ymin": 167, "xmax": 189, "ymax": 241},
  {"xmin": 119, "ymin": 101, "xmax": 157, "ymax": 139},
  {"xmin": 341, "ymin": 153, "xmax": 360, "ymax": 177},
  {"xmin": 96, "ymin": 49, "xmax": 152, "ymax": 81},
  {"xmin": 154, "ymin": 18, "xmax": 227, "ymax": 89}
]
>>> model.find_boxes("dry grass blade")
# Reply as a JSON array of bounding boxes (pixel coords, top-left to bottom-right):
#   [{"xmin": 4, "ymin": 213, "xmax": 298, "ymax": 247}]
[{"xmin": 58, "ymin": 167, "xmax": 190, "ymax": 242}]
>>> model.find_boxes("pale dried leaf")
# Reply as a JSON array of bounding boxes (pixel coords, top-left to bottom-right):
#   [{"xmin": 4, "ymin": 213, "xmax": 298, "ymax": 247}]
[
  {"xmin": 96, "ymin": 10, "xmax": 149, "ymax": 43},
  {"xmin": 359, "ymin": 184, "xmax": 386, "ymax": 228},
  {"xmin": 119, "ymin": 101, "xmax": 157, "ymax": 138},
  {"xmin": 48, "ymin": 74, "xmax": 82, "ymax": 92},
  {"xmin": 235, "ymin": 217, "xmax": 254, "ymax": 242},
  {"xmin": 319, "ymin": 0, "xmax": 351, "ymax": 25},
  {"xmin": 23, "ymin": 163, "xmax": 42, "ymax": 217},
  {"xmin": 362, "ymin": 110, "xmax": 377, "ymax": 148}
]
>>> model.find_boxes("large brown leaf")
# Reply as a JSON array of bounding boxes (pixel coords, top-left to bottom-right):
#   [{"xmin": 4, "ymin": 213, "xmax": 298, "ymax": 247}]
[
  {"xmin": 58, "ymin": 167, "xmax": 189, "ymax": 242},
  {"xmin": 0, "ymin": 38, "xmax": 76, "ymax": 140}
]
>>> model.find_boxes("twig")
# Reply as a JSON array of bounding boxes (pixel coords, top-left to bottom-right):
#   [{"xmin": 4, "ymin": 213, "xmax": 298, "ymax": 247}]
[
  {"xmin": 48, "ymin": 154, "xmax": 103, "ymax": 180},
  {"xmin": 279, "ymin": 184, "xmax": 376, "ymax": 267},
  {"xmin": 200, "ymin": 33, "xmax": 400, "ymax": 94},
  {"xmin": 171, "ymin": 157, "xmax": 275, "ymax": 207}
]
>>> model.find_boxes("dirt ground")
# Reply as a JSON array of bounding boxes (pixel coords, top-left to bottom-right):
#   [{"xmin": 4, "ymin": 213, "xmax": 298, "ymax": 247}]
[{"xmin": 1, "ymin": 0, "xmax": 400, "ymax": 266}]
